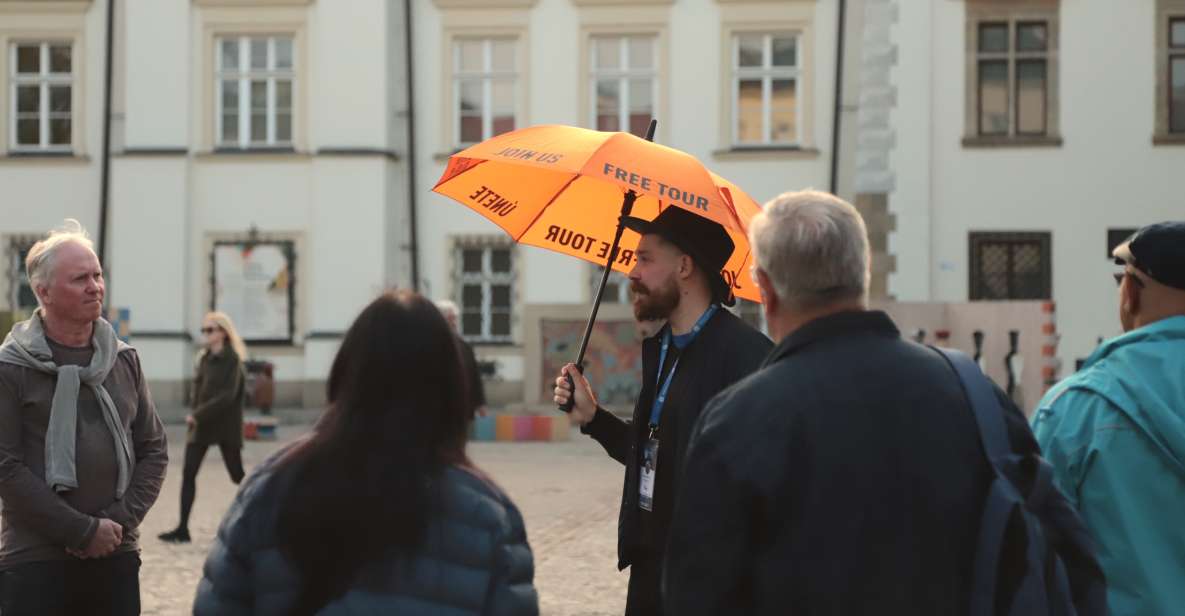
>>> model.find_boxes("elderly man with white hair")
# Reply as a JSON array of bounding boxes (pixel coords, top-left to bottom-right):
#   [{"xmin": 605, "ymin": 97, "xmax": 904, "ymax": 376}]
[
  {"xmin": 661, "ymin": 191, "xmax": 1104, "ymax": 616},
  {"xmin": 0, "ymin": 220, "xmax": 168, "ymax": 615}
]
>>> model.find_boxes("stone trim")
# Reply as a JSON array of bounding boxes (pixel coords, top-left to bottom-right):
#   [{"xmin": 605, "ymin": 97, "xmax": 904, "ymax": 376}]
[
  {"xmin": 961, "ymin": 135, "xmax": 1063, "ymax": 148},
  {"xmin": 0, "ymin": 2, "xmax": 92, "ymax": 14},
  {"xmin": 711, "ymin": 146, "xmax": 821, "ymax": 161},
  {"xmin": 433, "ymin": 0, "xmax": 536, "ymax": 7},
  {"xmin": 193, "ymin": 0, "xmax": 313, "ymax": 6}
]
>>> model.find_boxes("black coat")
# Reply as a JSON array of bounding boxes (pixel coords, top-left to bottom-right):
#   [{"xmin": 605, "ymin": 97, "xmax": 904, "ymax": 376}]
[
  {"xmin": 190, "ymin": 347, "xmax": 245, "ymax": 447},
  {"xmin": 662, "ymin": 310, "xmax": 1101, "ymax": 615},
  {"xmin": 582, "ymin": 308, "xmax": 771, "ymax": 570}
]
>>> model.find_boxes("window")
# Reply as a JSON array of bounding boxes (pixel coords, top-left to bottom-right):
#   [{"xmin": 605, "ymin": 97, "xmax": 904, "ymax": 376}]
[
  {"xmin": 456, "ymin": 242, "xmax": 515, "ymax": 343},
  {"xmin": 215, "ymin": 35, "xmax": 294, "ymax": 149},
  {"xmin": 975, "ymin": 21, "xmax": 1049, "ymax": 136},
  {"xmin": 590, "ymin": 35, "xmax": 657, "ymax": 137},
  {"xmin": 1107, "ymin": 228, "xmax": 1138, "ymax": 258},
  {"xmin": 9, "ymin": 42, "xmax": 73, "ymax": 152},
  {"xmin": 1171, "ymin": 17, "xmax": 1185, "ymax": 133},
  {"xmin": 732, "ymin": 32, "xmax": 798, "ymax": 146},
  {"xmin": 590, "ymin": 265, "xmax": 631, "ymax": 304},
  {"xmin": 6, "ymin": 237, "xmax": 38, "ymax": 313},
  {"xmin": 964, "ymin": 3, "xmax": 1060, "ymax": 146},
  {"xmin": 969, "ymin": 232, "xmax": 1052, "ymax": 300},
  {"xmin": 454, "ymin": 38, "xmax": 517, "ymax": 147}
]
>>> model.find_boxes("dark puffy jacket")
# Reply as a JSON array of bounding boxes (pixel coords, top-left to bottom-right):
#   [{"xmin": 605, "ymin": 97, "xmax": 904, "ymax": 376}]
[{"xmin": 193, "ymin": 448, "xmax": 538, "ymax": 616}]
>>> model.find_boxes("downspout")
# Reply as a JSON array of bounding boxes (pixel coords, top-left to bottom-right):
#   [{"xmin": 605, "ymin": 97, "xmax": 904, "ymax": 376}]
[
  {"xmin": 828, "ymin": 0, "xmax": 847, "ymax": 195},
  {"xmin": 98, "ymin": 0, "xmax": 116, "ymax": 271},
  {"xmin": 403, "ymin": 0, "xmax": 421, "ymax": 290}
]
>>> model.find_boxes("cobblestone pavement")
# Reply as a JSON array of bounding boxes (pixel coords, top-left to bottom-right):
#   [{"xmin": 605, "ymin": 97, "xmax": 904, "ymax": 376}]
[{"xmin": 140, "ymin": 424, "xmax": 627, "ymax": 615}]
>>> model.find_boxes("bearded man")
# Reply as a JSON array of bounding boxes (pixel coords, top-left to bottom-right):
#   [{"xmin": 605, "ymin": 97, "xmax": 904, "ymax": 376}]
[{"xmin": 553, "ymin": 207, "xmax": 771, "ymax": 615}]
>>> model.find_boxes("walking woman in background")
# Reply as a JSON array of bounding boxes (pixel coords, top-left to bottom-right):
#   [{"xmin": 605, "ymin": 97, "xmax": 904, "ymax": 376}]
[
  {"xmin": 159, "ymin": 312, "xmax": 247, "ymax": 543},
  {"xmin": 193, "ymin": 290, "xmax": 537, "ymax": 615}
]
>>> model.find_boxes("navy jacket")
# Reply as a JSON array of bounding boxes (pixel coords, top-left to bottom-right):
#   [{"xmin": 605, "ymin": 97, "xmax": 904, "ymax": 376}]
[{"xmin": 194, "ymin": 447, "xmax": 538, "ymax": 616}]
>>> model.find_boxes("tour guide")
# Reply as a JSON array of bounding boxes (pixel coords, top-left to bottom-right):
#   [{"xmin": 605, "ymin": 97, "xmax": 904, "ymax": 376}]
[{"xmin": 554, "ymin": 206, "xmax": 770, "ymax": 615}]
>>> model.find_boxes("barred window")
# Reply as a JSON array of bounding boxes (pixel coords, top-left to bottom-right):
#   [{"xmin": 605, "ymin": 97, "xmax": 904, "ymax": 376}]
[
  {"xmin": 969, "ymin": 232, "xmax": 1052, "ymax": 300},
  {"xmin": 456, "ymin": 241, "xmax": 515, "ymax": 343}
]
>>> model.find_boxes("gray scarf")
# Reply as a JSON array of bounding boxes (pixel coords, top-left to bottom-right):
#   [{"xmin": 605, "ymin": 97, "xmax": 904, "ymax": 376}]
[{"xmin": 0, "ymin": 310, "xmax": 134, "ymax": 499}]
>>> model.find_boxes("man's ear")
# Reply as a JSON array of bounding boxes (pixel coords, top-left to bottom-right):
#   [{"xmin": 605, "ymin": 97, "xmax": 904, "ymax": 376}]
[
  {"xmin": 678, "ymin": 253, "xmax": 695, "ymax": 281},
  {"xmin": 755, "ymin": 267, "xmax": 778, "ymax": 314},
  {"xmin": 1124, "ymin": 275, "xmax": 1142, "ymax": 316}
]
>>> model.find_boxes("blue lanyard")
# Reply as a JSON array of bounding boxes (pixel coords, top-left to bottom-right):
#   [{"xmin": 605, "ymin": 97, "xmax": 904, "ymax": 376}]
[{"xmin": 648, "ymin": 304, "xmax": 720, "ymax": 430}]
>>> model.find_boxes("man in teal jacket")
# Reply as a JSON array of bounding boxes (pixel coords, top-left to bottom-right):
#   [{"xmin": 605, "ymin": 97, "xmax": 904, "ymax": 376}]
[{"xmin": 1033, "ymin": 221, "xmax": 1185, "ymax": 616}]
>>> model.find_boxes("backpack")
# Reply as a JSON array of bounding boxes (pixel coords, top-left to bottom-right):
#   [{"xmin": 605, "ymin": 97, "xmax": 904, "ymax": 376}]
[{"xmin": 934, "ymin": 347, "xmax": 1108, "ymax": 616}]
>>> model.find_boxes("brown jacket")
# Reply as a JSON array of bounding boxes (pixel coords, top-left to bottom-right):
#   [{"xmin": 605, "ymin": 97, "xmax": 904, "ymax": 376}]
[
  {"xmin": 190, "ymin": 347, "xmax": 244, "ymax": 447},
  {"xmin": 0, "ymin": 339, "xmax": 168, "ymax": 568}
]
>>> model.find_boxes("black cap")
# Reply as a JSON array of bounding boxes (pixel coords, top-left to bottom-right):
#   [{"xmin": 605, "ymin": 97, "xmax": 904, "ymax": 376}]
[
  {"xmin": 621, "ymin": 207, "xmax": 737, "ymax": 306},
  {"xmin": 1113, "ymin": 222, "xmax": 1185, "ymax": 291}
]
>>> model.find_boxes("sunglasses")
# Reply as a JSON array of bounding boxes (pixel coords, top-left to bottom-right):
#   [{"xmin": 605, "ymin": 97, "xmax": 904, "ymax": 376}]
[{"xmin": 201, "ymin": 326, "xmax": 221, "ymax": 335}]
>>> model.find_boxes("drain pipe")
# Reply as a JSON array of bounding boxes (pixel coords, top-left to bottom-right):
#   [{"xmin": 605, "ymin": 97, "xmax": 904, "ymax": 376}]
[
  {"xmin": 828, "ymin": 0, "xmax": 847, "ymax": 195},
  {"xmin": 403, "ymin": 0, "xmax": 421, "ymax": 290},
  {"xmin": 98, "ymin": 0, "xmax": 116, "ymax": 270}
]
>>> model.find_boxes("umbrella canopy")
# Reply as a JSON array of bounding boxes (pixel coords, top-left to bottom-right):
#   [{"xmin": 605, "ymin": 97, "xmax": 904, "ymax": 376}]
[{"xmin": 433, "ymin": 124, "xmax": 762, "ymax": 303}]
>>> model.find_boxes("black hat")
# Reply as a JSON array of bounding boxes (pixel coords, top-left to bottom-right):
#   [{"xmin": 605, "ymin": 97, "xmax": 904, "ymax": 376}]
[
  {"xmin": 1114, "ymin": 222, "xmax": 1185, "ymax": 291},
  {"xmin": 621, "ymin": 207, "xmax": 737, "ymax": 306}
]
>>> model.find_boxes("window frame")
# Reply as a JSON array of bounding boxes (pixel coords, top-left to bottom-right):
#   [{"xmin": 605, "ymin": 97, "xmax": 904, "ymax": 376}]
[
  {"xmin": 963, "ymin": 2, "xmax": 1061, "ymax": 148},
  {"xmin": 968, "ymin": 231, "xmax": 1053, "ymax": 301},
  {"xmin": 455, "ymin": 240, "xmax": 517, "ymax": 344},
  {"xmin": 588, "ymin": 34, "xmax": 659, "ymax": 137},
  {"xmin": 451, "ymin": 36, "xmax": 520, "ymax": 149},
  {"xmin": 8, "ymin": 41, "xmax": 75, "ymax": 153},
  {"xmin": 214, "ymin": 34, "xmax": 296, "ymax": 151},
  {"xmin": 1169, "ymin": 16, "xmax": 1185, "ymax": 134},
  {"xmin": 731, "ymin": 31, "xmax": 801, "ymax": 147}
]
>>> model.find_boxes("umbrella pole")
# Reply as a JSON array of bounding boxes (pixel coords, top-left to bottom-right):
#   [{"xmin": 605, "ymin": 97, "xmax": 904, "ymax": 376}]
[{"xmin": 560, "ymin": 120, "xmax": 656, "ymax": 413}]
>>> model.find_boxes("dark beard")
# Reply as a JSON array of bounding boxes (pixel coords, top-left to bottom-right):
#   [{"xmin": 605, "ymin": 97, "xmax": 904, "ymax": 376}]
[{"xmin": 631, "ymin": 277, "xmax": 680, "ymax": 321}]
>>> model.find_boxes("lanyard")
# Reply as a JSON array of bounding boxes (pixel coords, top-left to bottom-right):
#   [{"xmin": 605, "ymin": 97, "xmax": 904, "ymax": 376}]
[{"xmin": 648, "ymin": 304, "xmax": 719, "ymax": 430}]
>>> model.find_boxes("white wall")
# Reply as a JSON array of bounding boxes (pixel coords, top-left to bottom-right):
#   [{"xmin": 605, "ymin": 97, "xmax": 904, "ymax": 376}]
[
  {"xmin": 124, "ymin": 0, "xmax": 188, "ymax": 147},
  {"xmin": 888, "ymin": 0, "xmax": 1185, "ymax": 371}
]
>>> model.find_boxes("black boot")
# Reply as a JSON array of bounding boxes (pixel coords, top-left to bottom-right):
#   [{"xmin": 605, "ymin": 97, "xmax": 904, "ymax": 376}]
[{"xmin": 158, "ymin": 527, "xmax": 191, "ymax": 543}]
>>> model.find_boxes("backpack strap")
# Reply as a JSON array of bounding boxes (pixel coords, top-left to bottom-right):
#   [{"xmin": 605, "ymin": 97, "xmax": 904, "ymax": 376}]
[{"xmin": 932, "ymin": 346, "xmax": 1013, "ymax": 466}]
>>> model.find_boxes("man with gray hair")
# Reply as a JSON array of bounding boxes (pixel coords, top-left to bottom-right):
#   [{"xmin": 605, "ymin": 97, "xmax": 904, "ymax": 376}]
[
  {"xmin": 0, "ymin": 220, "xmax": 168, "ymax": 615},
  {"xmin": 662, "ymin": 191, "xmax": 1102, "ymax": 615}
]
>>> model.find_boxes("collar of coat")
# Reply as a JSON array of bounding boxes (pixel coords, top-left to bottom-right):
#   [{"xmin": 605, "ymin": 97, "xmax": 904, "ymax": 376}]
[{"xmin": 763, "ymin": 310, "xmax": 899, "ymax": 368}]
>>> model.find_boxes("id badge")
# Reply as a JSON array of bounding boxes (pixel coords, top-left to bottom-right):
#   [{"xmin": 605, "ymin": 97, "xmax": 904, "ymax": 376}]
[{"xmin": 639, "ymin": 438, "xmax": 659, "ymax": 512}]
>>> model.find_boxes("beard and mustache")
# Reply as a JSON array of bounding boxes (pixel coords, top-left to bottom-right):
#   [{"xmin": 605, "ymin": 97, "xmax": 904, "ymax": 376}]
[{"xmin": 630, "ymin": 275, "xmax": 681, "ymax": 322}]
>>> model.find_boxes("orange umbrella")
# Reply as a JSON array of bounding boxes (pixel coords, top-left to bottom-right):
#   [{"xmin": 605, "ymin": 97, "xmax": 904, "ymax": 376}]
[
  {"xmin": 432, "ymin": 122, "xmax": 763, "ymax": 411},
  {"xmin": 433, "ymin": 123, "xmax": 762, "ymax": 302}
]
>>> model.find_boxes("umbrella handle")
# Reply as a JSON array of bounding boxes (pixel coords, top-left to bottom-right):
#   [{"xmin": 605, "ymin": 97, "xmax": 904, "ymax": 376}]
[{"xmin": 559, "ymin": 363, "xmax": 583, "ymax": 414}]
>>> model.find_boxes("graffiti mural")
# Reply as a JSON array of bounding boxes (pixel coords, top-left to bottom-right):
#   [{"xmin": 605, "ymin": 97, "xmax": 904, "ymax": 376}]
[{"xmin": 541, "ymin": 318, "xmax": 644, "ymax": 408}]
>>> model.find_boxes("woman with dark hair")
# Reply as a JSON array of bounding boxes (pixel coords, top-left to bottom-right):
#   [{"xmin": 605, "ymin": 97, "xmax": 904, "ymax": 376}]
[{"xmin": 193, "ymin": 291, "xmax": 538, "ymax": 615}]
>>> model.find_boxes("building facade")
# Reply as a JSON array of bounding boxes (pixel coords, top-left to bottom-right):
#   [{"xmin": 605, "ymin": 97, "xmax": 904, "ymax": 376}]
[{"xmin": 2, "ymin": 0, "xmax": 1181, "ymax": 408}]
